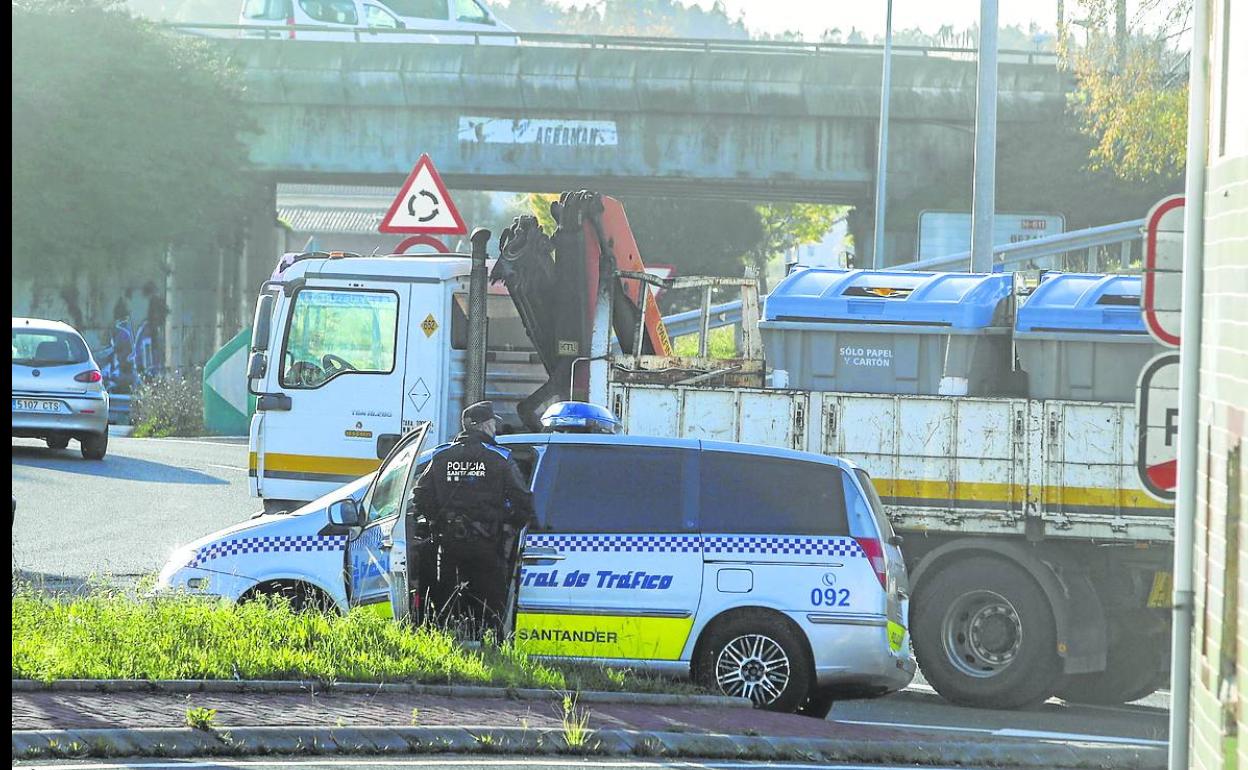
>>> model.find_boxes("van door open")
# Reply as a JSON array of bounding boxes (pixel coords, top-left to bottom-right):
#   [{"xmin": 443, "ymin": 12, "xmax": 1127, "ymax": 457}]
[{"xmin": 252, "ymin": 280, "xmax": 411, "ymax": 503}]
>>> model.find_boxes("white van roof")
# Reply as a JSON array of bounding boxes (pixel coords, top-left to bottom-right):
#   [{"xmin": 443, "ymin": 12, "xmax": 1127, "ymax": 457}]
[{"xmin": 277, "ymin": 254, "xmax": 475, "ymax": 283}]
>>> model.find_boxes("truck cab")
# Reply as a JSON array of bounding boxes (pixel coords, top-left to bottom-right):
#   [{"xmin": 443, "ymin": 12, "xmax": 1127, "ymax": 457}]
[{"xmin": 246, "ymin": 252, "xmax": 541, "ymax": 505}]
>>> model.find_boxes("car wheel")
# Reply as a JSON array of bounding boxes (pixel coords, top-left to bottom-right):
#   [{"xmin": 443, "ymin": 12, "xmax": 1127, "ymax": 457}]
[
  {"xmin": 46, "ymin": 436, "xmax": 70, "ymax": 450},
  {"xmin": 796, "ymin": 688, "xmax": 836, "ymax": 719},
  {"xmin": 912, "ymin": 556, "xmax": 1062, "ymax": 709},
  {"xmin": 81, "ymin": 430, "xmax": 108, "ymax": 461},
  {"xmin": 695, "ymin": 611, "xmax": 814, "ymax": 713},
  {"xmin": 1057, "ymin": 627, "xmax": 1167, "ymax": 705}
]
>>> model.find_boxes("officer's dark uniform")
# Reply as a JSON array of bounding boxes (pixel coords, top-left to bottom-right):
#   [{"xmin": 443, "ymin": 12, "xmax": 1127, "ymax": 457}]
[{"xmin": 412, "ymin": 401, "xmax": 533, "ymax": 638}]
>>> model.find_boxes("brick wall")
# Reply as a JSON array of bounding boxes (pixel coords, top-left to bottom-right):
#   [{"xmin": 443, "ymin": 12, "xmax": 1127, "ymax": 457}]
[{"xmin": 1189, "ymin": 0, "xmax": 1248, "ymax": 762}]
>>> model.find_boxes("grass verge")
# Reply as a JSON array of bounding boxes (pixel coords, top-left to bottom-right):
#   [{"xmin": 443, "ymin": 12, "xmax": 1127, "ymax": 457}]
[{"xmin": 11, "ymin": 587, "xmax": 698, "ymax": 695}]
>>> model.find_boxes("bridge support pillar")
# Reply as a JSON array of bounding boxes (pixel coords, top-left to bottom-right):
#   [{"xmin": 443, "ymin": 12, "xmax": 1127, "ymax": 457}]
[{"xmin": 847, "ymin": 205, "xmax": 875, "ymax": 269}]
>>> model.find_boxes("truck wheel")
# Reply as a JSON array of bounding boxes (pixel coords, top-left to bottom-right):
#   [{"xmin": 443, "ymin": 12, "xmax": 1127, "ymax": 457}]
[
  {"xmin": 912, "ymin": 556, "xmax": 1062, "ymax": 709},
  {"xmin": 80, "ymin": 431, "xmax": 108, "ymax": 460},
  {"xmin": 695, "ymin": 611, "xmax": 814, "ymax": 713},
  {"xmin": 1057, "ymin": 627, "xmax": 1167, "ymax": 705},
  {"xmin": 46, "ymin": 436, "xmax": 69, "ymax": 450}
]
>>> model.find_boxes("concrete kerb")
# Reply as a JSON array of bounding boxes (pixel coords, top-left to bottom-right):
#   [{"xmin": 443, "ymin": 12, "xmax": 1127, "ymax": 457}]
[
  {"xmin": 10, "ymin": 679, "xmax": 749, "ymax": 709},
  {"xmin": 12, "ymin": 725, "xmax": 1168, "ymax": 769}
]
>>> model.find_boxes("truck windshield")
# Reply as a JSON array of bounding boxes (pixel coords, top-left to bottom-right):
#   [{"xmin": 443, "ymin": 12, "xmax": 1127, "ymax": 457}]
[{"xmin": 280, "ymin": 289, "xmax": 399, "ymax": 389}]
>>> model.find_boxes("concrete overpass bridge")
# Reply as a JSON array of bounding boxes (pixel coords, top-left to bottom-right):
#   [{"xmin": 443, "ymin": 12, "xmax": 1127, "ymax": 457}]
[{"xmin": 184, "ymin": 28, "xmax": 1067, "ymax": 212}]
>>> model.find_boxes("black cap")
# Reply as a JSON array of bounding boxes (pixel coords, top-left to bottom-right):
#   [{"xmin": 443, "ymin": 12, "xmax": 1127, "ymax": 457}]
[{"xmin": 462, "ymin": 400, "xmax": 497, "ymax": 425}]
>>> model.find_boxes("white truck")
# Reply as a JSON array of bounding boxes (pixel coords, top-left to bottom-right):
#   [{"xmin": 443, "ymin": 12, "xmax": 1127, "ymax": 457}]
[{"xmin": 242, "ymin": 198, "xmax": 1173, "ymax": 710}]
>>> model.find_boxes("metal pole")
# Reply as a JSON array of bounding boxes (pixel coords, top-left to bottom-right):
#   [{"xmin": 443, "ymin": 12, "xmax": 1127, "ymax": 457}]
[
  {"xmin": 465, "ymin": 228, "xmax": 491, "ymax": 408},
  {"xmin": 970, "ymin": 0, "xmax": 999, "ymax": 273},
  {"xmin": 1168, "ymin": 0, "xmax": 1209, "ymax": 765},
  {"xmin": 871, "ymin": 0, "xmax": 894, "ymax": 269}
]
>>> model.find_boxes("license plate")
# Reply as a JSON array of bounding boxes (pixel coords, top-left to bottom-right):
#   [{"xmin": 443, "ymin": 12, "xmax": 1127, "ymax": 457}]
[{"xmin": 12, "ymin": 398, "xmax": 67, "ymax": 414}]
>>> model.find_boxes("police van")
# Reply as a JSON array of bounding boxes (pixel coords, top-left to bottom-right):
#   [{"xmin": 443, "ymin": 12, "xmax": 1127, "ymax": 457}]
[{"xmin": 159, "ymin": 411, "xmax": 914, "ymax": 715}]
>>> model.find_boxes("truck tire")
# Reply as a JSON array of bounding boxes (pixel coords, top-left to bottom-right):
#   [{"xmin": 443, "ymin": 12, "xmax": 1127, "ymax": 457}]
[
  {"xmin": 912, "ymin": 556, "xmax": 1062, "ymax": 709},
  {"xmin": 695, "ymin": 611, "xmax": 814, "ymax": 713},
  {"xmin": 1057, "ymin": 627, "xmax": 1167, "ymax": 705},
  {"xmin": 80, "ymin": 431, "xmax": 108, "ymax": 461}
]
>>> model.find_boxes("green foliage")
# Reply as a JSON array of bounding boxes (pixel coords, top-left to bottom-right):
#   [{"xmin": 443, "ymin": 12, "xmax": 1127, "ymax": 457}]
[
  {"xmin": 184, "ymin": 706, "xmax": 218, "ymax": 731},
  {"xmin": 12, "ymin": 0, "xmax": 255, "ymax": 283},
  {"xmin": 9, "ymin": 589, "xmax": 699, "ymax": 693},
  {"xmin": 751, "ymin": 204, "xmax": 845, "ymax": 289},
  {"xmin": 130, "ymin": 375, "xmax": 204, "ymax": 438},
  {"xmin": 558, "ymin": 692, "xmax": 592, "ymax": 748},
  {"xmin": 1060, "ymin": 0, "xmax": 1190, "ymax": 182},
  {"xmin": 672, "ymin": 326, "xmax": 737, "ymax": 359}
]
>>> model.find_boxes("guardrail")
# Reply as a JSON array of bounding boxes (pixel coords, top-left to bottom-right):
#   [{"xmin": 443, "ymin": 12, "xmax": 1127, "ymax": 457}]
[
  {"xmin": 163, "ymin": 23, "xmax": 1058, "ymax": 63},
  {"xmin": 886, "ymin": 218, "xmax": 1147, "ymax": 273}
]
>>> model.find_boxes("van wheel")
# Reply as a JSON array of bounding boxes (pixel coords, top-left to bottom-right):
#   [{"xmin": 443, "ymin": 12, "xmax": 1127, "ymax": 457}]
[
  {"xmin": 912, "ymin": 556, "xmax": 1061, "ymax": 709},
  {"xmin": 695, "ymin": 612, "xmax": 814, "ymax": 713},
  {"xmin": 1057, "ymin": 627, "xmax": 1167, "ymax": 705},
  {"xmin": 80, "ymin": 431, "xmax": 108, "ymax": 460},
  {"xmin": 46, "ymin": 437, "xmax": 69, "ymax": 450}
]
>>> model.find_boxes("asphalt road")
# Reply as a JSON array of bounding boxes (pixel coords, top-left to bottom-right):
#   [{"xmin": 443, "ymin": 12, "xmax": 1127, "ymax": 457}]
[
  {"xmin": 11, "ymin": 432, "xmax": 258, "ymax": 586},
  {"xmin": 9, "ymin": 432, "xmax": 1170, "ymax": 748}
]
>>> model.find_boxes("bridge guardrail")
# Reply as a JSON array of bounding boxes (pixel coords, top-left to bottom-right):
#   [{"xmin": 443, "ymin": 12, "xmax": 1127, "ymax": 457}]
[{"xmin": 164, "ymin": 23, "xmax": 1058, "ymax": 64}]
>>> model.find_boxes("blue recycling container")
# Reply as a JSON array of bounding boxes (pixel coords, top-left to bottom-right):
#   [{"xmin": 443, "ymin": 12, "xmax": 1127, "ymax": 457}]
[
  {"xmin": 760, "ymin": 268, "xmax": 1016, "ymax": 396},
  {"xmin": 1015, "ymin": 273, "xmax": 1164, "ymax": 402}
]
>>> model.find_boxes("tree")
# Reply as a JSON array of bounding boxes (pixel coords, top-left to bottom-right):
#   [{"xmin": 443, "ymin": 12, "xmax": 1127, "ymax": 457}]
[
  {"xmin": 12, "ymin": 0, "xmax": 256, "ymax": 323},
  {"xmin": 750, "ymin": 204, "xmax": 845, "ymax": 292},
  {"xmin": 1060, "ymin": 0, "xmax": 1190, "ymax": 181}
]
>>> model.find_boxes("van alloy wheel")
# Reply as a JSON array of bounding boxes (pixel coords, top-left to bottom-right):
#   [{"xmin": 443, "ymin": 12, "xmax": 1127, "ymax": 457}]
[{"xmin": 715, "ymin": 633, "xmax": 792, "ymax": 706}]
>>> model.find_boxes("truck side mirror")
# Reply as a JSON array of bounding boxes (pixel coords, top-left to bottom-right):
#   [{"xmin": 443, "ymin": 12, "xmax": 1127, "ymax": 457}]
[
  {"xmin": 327, "ymin": 498, "xmax": 363, "ymax": 528},
  {"xmin": 247, "ymin": 351, "xmax": 268, "ymax": 381},
  {"xmin": 252, "ymin": 294, "xmax": 275, "ymax": 353}
]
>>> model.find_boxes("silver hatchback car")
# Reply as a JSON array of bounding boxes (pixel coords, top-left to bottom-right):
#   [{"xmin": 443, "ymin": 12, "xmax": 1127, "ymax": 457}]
[{"xmin": 12, "ymin": 318, "xmax": 109, "ymax": 460}]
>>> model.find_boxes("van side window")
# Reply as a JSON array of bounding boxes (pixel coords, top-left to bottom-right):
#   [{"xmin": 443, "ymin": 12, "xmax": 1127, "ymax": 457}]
[
  {"xmin": 243, "ymin": 0, "xmax": 289, "ymax": 20},
  {"xmin": 299, "ymin": 0, "xmax": 358, "ymax": 24},
  {"xmin": 544, "ymin": 445, "xmax": 688, "ymax": 533},
  {"xmin": 384, "ymin": 0, "xmax": 449, "ymax": 19},
  {"xmin": 699, "ymin": 452, "xmax": 849, "ymax": 536}
]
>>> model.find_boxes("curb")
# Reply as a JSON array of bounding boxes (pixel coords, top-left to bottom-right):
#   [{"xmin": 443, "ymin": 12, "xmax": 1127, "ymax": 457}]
[
  {"xmin": 11, "ymin": 679, "xmax": 749, "ymax": 709},
  {"xmin": 11, "ymin": 725, "xmax": 1167, "ymax": 769}
]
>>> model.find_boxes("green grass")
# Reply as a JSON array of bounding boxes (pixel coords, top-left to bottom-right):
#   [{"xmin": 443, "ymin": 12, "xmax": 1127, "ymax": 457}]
[
  {"xmin": 10, "ymin": 588, "xmax": 699, "ymax": 694},
  {"xmin": 671, "ymin": 326, "xmax": 738, "ymax": 359}
]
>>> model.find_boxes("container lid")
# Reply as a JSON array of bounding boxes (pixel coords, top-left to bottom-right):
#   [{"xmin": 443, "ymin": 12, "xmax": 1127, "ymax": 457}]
[
  {"xmin": 1015, "ymin": 273, "xmax": 1147, "ymax": 334},
  {"xmin": 763, "ymin": 268, "xmax": 1013, "ymax": 329}
]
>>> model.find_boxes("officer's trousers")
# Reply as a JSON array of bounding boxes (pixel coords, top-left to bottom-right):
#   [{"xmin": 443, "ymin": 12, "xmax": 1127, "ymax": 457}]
[{"xmin": 439, "ymin": 536, "xmax": 513, "ymax": 641}]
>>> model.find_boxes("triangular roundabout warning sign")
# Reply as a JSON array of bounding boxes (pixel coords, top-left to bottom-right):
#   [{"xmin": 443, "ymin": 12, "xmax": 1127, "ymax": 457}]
[{"xmin": 379, "ymin": 154, "xmax": 467, "ymax": 235}]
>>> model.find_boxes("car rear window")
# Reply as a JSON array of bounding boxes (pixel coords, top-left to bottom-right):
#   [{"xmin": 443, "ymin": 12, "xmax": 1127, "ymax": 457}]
[
  {"xmin": 699, "ymin": 452, "xmax": 849, "ymax": 536},
  {"xmin": 12, "ymin": 329, "xmax": 90, "ymax": 367},
  {"xmin": 542, "ymin": 445, "xmax": 689, "ymax": 533}
]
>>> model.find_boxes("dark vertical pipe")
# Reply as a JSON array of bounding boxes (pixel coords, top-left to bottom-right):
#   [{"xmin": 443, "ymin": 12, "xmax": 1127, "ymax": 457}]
[{"xmin": 466, "ymin": 227, "xmax": 491, "ymax": 408}]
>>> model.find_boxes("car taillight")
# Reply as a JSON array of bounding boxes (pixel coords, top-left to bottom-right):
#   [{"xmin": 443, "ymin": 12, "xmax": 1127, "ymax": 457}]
[
  {"xmin": 74, "ymin": 370, "xmax": 102, "ymax": 383},
  {"xmin": 855, "ymin": 536, "xmax": 888, "ymax": 589}
]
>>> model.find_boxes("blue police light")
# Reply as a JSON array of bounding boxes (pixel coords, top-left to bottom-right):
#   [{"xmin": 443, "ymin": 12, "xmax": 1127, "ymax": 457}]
[{"xmin": 539, "ymin": 401, "xmax": 622, "ymax": 434}]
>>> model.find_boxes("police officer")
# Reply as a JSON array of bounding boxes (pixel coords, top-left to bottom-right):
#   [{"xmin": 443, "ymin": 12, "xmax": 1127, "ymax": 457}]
[{"xmin": 412, "ymin": 401, "xmax": 534, "ymax": 639}]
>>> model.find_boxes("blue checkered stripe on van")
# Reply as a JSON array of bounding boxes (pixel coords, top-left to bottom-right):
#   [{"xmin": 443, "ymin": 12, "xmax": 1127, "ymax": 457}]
[
  {"xmin": 525, "ymin": 534, "xmax": 701, "ymax": 553},
  {"xmin": 189, "ymin": 534, "xmax": 348, "ymax": 569},
  {"xmin": 524, "ymin": 534, "xmax": 863, "ymax": 557},
  {"xmin": 702, "ymin": 535, "xmax": 864, "ymax": 558}
]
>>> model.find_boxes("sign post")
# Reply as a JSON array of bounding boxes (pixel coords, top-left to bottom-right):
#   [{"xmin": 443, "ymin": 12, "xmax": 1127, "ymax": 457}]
[
  {"xmin": 1142, "ymin": 195, "xmax": 1184, "ymax": 347},
  {"xmin": 380, "ymin": 155, "xmax": 467, "ymax": 247},
  {"xmin": 1135, "ymin": 194, "xmax": 1185, "ymax": 501},
  {"xmin": 1136, "ymin": 352, "xmax": 1181, "ymax": 501}
]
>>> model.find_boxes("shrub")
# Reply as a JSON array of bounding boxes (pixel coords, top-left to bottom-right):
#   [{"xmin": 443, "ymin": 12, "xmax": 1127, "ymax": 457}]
[{"xmin": 130, "ymin": 374, "xmax": 203, "ymax": 437}]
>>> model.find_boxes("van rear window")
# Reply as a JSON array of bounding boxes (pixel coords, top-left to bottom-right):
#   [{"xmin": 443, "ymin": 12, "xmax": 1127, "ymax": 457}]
[{"xmin": 699, "ymin": 452, "xmax": 848, "ymax": 536}]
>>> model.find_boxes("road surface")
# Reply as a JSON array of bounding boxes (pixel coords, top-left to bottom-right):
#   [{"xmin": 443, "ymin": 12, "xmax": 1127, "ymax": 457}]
[{"xmin": 9, "ymin": 432, "xmax": 1170, "ymax": 748}]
